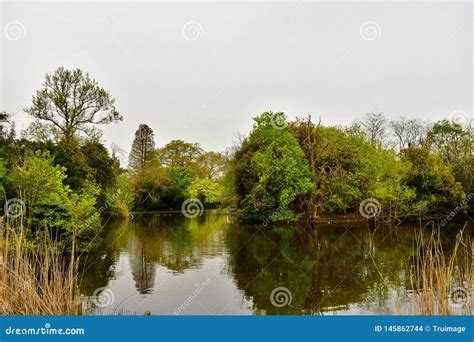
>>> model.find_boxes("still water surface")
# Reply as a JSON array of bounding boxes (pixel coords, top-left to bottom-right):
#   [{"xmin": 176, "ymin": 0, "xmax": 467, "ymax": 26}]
[{"xmin": 78, "ymin": 212, "xmax": 470, "ymax": 315}]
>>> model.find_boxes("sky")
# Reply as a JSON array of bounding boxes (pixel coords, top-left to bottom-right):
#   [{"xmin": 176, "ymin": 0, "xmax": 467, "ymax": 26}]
[{"xmin": 1, "ymin": 1, "xmax": 472, "ymax": 157}]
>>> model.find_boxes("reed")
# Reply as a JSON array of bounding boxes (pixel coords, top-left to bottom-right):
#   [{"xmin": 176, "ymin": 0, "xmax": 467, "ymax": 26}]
[
  {"xmin": 0, "ymin": 218, "xmax": 81, "ymax": 315},
  {"xmin": 409, "ymin": 223, "xmax": 471, "ymax": 315}
]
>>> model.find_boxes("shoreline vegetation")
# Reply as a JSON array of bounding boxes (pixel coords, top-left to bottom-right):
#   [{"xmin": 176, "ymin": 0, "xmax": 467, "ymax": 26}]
[
  {"xmin": 0, "ymin": 66, "xmax": 472, "ymax": 315},
  {"xmin": 0, "ymin": 220, "xmax": 81, "ymax": 315},
  {"xmin": 409, "ymin": 224, "xmax": 471, "ymax": 315},
  {"xmin": 0, "ymin": 216, "xmax": 471, "ymax": 315}
]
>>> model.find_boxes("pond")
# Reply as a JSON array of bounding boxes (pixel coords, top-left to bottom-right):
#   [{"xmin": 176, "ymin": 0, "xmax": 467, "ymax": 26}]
[{"xmin": 78, "ymin": 212, "xmax": 472, "ymax": 315}]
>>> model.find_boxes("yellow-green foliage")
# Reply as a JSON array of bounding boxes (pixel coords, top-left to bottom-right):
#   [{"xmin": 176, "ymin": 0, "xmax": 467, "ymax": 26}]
[
  {"xmin": 186, "ymin": 178, "xmax": 224, "ymax": 206},
  {"xmin": 10, "ymin": 150, "xmax": 101, "ymax": 252}
]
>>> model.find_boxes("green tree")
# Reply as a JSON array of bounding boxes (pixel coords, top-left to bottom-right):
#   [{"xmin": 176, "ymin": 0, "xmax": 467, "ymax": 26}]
[
  {"xmin": 128, "ymin": 124, "xmax": 155, "ymax": 173},
  {"xmin": 291, "ymin": 117, "xmax": 372, "ymax": 218},
  {"xmin": 186, "ymin": 179, "xmax": 223, "ymax": 206},
  {"xmin": 81, "ymin": 140, "xmax": 116, "ymax": 190},
  {"xmin": 402, "ymin": 147, "xmax": 465, "ymax": 216},
  {"xmin": 108, "ymin": 174, "xmax": 135, "ymax": 217},
  {"xmin": 365, "ymin": 149, "xmax": 416, "ymax": 220},
  {"xmin": 427, "ymin": 120, "xmax": 473, "ymax": 197},
  {"xmin": 131, "ymin": 164, "xmax": 169, "ymax": 210},
  {"xmin": 11, "ymin": 139, "xmax": 117, "ymax": 201},
  {"xmin": 12, "ymin": 150, "xmax": 70, "ymax": 222},
  {"xmin": 160, "ymin": 166, "xmax": 197, "ymax": 208},
  {"xmin": 0, "ymin": 157, "xmax": 8, "ymax": 201},
  {"xmin": 11, "ymin": 150, "xmax": 101, "ymax": 251},
  {"xmin": 25, "ymin": 67, "xmax": 122, "ymax": 144},
  {"xmin": 195, "ymin": 151, "xmax": 226, "ymax": 179},
  {"xmin": 155, "ymin": 140, "xmax": 203, "ymax": 168},
  {"xmin": 234, "ymin": 112, "xmax": 313, "ymax": 222}
]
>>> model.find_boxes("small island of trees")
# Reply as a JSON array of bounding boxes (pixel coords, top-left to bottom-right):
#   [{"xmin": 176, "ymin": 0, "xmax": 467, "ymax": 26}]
[{"xmin": 0, "ymin": 67, "xmax": 472, "ymax": 315}]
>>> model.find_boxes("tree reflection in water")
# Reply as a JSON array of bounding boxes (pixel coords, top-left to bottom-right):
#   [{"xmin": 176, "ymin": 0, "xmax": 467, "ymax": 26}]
[{"xmin": 78, "ymin": 212, "xmax": 471, "ymax": 315}]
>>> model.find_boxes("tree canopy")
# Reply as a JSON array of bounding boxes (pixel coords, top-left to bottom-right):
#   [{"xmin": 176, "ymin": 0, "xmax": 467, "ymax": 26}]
[
  {"xmin": 25, "ymin": 67, "xmax": 122, "ymax": 144},
  {"xmin": 1, "ymin": 64, "xmax": 472, "ymax": 258}
]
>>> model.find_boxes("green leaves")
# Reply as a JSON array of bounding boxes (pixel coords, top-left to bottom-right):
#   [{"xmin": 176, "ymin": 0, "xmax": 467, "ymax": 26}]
[
  {"xmin": 402, "ymin": 147, "xmax": 465, "ymax": 216},
  {"xmin": 11, "ymin": 150, "xmax": 101, "ymax": 251},
  {"xmin": 235, "ymin": 112, "xmax": 313, "ymax": 222},
  {"xmin": 25, "ymin": 67, "xmax": 122, "ymax": 144},
  {"xmin": 186, "ymin": 179, "xmax": 224, "ymax": 206},
  {"xmin": 235, "ymin": 114, "xmax": 470, "ymax": 223}
]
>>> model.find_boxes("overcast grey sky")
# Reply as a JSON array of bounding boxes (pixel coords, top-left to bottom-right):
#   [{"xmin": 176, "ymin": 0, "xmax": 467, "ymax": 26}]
[{"xmin": 1, "ymin": 1, "xmax": 472, "ymax": 155}]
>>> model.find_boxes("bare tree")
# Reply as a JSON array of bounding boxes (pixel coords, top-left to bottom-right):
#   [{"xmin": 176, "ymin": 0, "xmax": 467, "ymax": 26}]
[
  {"xmin": 390, "ymin": 117, "xmax": 429, "ymax": 150},
  {"xmin": 357, "ymin": 112, "xmax": 387, "ymax": 146}
]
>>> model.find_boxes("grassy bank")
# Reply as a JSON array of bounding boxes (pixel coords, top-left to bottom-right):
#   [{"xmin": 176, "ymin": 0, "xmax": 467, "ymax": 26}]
[
  {"xmin": 0, "ymin": 219, "xmax": 81, "ymax": 315},
  {"xmin": 407, "ymin": 224, "xmax": 472, "ymax": 315}
]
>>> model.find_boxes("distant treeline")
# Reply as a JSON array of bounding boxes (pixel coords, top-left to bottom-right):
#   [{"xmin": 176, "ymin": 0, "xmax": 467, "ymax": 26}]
[{"xmin": 1, "ymin": 67, "xmax": 472, "ymax": 252}]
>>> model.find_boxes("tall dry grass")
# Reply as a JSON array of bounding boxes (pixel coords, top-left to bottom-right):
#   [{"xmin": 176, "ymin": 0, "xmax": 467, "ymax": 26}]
[
  {"xmin": 0, "ymin": 218, "xmax": 81, "ymax": 315},
  {"xmin": 409, "ymin": 223, "xmax": 472, "ymax": 315}
]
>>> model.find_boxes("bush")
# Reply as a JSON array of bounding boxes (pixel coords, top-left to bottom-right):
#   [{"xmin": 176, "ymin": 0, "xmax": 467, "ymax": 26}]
[
  {"xmin": 186, "ymin": 179, "xmax": 224, "ymax": 207},
  {"xmin": 234, "ymin": 112, "xmax": 313, "ymax": 222},
  {"xmin": 10, "ymin": 150, "xmax": 101, "ymax": 252}
]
